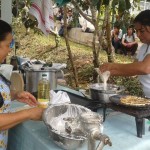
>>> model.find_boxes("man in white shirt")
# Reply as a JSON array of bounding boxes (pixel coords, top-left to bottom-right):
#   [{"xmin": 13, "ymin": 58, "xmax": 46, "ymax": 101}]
[
  {"xmin": 111, "ymin": 24, "xmax": 123, "ymax": 53},
  {"xmin": 58, "ymin": 9, "xmax": 73, "ymax": 36}
]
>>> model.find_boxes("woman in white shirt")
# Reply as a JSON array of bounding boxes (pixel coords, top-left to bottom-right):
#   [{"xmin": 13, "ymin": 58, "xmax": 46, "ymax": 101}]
[
  {"xmin": 99, "ymin": 10, "xmax": 150, "ymax": 98},
  {"xmin": 121, "ymin": 25, "xmax": 138, "ymax": 56}
]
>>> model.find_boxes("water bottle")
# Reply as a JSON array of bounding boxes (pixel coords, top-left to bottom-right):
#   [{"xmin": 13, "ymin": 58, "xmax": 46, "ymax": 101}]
[{"xmin": 37, "ymin": 74, "xmax": 50, "ymax": 108}]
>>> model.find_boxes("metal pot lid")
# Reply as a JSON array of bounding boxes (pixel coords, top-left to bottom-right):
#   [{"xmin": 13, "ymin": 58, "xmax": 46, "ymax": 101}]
[{"xmin": 25, "ymin": 67, "xmax": 59, "ymax": 72}]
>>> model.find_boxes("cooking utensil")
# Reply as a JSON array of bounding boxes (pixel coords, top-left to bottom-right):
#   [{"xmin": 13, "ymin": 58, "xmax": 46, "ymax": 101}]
[
  {"xmin": 43, "ymin": 103, "xmax": 111, "ymax": 150},
  {"xmin": 109, "ymin": 95, "xmax": 150, "ymax": 109},
  {"xmin": 89, "ymin": 83, "xmax": 125, "ymax": 103},
  {"xmin": 25, "ymin": 69, "xmax": 58, "ymax": 93},
  {"xmin": 43, "ymin": 103, "xmax": 91, "ymax": 150}
]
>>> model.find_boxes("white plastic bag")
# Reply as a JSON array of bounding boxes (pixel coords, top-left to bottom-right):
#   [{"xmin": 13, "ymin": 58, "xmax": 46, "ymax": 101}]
[{"xmin": 49, "ymin": 90, "xmax": 70, "ymax": 105}]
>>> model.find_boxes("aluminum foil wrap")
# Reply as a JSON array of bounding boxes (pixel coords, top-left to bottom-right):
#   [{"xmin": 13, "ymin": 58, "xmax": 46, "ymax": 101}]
[{"xmin": 43, "ymin": 104, "xmax": 92, "ymax": 150}]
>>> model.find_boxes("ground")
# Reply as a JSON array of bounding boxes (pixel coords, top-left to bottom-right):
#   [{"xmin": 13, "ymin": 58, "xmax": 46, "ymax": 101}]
[{"xmin": 10, "ymin": 22, "xmax": 143, "ymax": 96}]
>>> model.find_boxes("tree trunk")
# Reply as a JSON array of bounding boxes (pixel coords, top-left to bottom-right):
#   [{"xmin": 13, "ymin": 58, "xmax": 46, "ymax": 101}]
[
  {"xmin": 63, "ymin": 6, "xmax": 78, "ymax": 87},
  {"xmin": 105, "ymin": 1, "xmax": 114, "ymax": 62},
  {"xmin": 90, "ymin": 5, "xmax": 100, "ymax": 82},
  {"xmin": 91, "ymin": 5, "xmax": 100, "ymax": 68}
]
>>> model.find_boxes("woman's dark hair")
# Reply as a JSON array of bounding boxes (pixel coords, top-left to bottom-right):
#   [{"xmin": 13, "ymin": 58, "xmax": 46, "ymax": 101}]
[
  {"xmin": 134, "ymin": 9, "xmax": 150, "ymax": 26},
  {"xmin": 0, "ymin": 20, "xmax": 12, "ymax": 42}
]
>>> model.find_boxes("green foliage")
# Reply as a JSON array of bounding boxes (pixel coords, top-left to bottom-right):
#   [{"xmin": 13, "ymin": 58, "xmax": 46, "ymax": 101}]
[
  {"xmin": 55, "ymin": 0, "xmax": 71, "ymax": 6},
  {"xmin": 103, "ymin": 0, "xmax": 110, "ymax": 5},
  {"xmin": 92, "ymin": 0, "xmax": 100, "ymax": 6},
  {"xmin": 110, "ymin": 76, "xmax": 144, "ymax": 97},
  {"xmin": 78, "ymin": 64, "xmax": 94, "ymax": 82},
  {"xmin": 125, "ymin": 0, "xmax": 131, "ymax": 10},
  {"xmin": 112, "ymin": 0, "xmax": 119, "ymax": 7},
  {"xmin": 118, "ymin": 0, "xmax": 126, "ymax": 14}
]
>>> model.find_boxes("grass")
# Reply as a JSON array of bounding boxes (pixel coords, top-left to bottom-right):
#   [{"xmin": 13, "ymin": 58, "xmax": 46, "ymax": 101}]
[{"xmin": 11, "ymin": 23, "xmax": 143, "ymax": 96}]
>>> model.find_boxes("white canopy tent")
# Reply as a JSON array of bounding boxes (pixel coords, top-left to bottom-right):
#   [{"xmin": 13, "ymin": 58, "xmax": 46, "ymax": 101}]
[{"xmin": 1, "ymin": 0, "xmax": 12, "ymax": 24}]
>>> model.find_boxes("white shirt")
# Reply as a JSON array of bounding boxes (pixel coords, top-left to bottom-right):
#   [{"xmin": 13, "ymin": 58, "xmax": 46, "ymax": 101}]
[
  {"xmin": 61, "ymin": 16, "xmax": 73, "ymax": 25},
  {"xmin": 122, "ymin": 33, "xmax": 137, "ymax": 43},
  {"xmin": 79, "ymin": 16, "xmax": 95, "ymax": 31},
  {"xmin": 111, "ymin": 29, "xmax": 122, "ymax": 39},
  {"xmin": 136, "ymin": 44, "xmax": 150, "ymax": 98}
]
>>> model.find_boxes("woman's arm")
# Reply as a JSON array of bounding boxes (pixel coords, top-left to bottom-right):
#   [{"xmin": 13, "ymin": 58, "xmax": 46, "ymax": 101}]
[
  {"xmin": 100, "ymin": 54, "xmax": 150, "ymax": 76},
  {"xmin": 11, "ymin": 91, "xmax": 38, "ymax": 106},
  {"xmin": 0, "ymin": 107, "xmax": 44, "ymax": 130}
]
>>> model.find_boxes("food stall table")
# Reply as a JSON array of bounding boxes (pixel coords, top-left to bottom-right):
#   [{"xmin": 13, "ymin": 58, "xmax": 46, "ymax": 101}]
[{"xmin": 7, "ymin": 101, "xmax": 150, "ymax": 150}]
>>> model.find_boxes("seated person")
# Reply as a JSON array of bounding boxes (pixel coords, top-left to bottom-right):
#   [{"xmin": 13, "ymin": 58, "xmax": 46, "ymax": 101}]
[
  {"xmin": 121, "ymin": 25, "xmax": 138, "ymax": 56},
  {"xmin": 80, "ymin": 17, "xmax": 94, "ymax": 33},
  {"xmin": 58, "ymin": 9, "xmax": 73, "ymax": 36},
  {"xmin": 111, "ymin": 24, "xmax": 123, "ymax": 53},
  {"xmin": 56, "ymin": 7, "xmax": 63, "ymax": 21}
]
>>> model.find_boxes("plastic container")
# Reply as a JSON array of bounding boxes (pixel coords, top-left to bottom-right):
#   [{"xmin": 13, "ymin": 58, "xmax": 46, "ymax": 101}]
[{"xmin": 37, "ymin": 74, "xmax": 50, "ymax": 108}]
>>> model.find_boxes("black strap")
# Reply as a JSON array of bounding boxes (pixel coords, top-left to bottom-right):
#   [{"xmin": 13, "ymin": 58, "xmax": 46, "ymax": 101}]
[
  {"xmin": 0, "ymin": 92, "xmax": 4, "ymax": 108},
  {"xmin": 0, "ymin": 74, "xmax": 11, "ymax": 86}
]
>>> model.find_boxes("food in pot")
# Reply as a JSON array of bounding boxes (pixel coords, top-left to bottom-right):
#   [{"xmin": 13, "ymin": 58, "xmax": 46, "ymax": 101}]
[{"xmin": 120, "ymin": 96, "xmax": 150, "ymax": 106}]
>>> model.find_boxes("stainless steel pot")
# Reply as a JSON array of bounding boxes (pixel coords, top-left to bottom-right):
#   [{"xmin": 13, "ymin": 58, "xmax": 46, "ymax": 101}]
[
  {"xmin": 89, "ymin": 83, "xmax": 125, "ymax": 103},
  {"xmin": 43, "ymin": 104, "xmax": 91, "ymax": 150},
  {"xmin": 25, "ymin": 69, "xmax": 58, "ymax": 93}
]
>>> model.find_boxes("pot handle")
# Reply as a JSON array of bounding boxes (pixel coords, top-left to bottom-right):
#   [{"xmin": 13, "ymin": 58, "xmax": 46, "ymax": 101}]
[{"xmin": 79, "ymin": 90, "xmax": 91, "ymax": 100}]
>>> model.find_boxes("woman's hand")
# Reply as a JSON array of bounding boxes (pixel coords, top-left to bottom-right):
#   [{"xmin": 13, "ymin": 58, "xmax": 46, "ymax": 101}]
[
  {"xmin": 123, "ymin": 43, "xmax": 127, "ymax": 47},
  {"xmin": 15, "ymin": 91, "xmax": 38, "ymax": 106},
  {"xmin": 99, "ymin": 63, "xmax": 112, "ymax": 73},
  {"xmin": 26, "ymin": 107, "xmax": 44, "ymax": 121},
  {"xmin": 126, "ymin": 43, "xmax": 132, "ymax": 48}
]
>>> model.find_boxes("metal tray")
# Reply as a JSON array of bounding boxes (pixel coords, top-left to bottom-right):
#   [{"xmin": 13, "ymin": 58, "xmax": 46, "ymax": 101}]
[{"xmin": 109, "ymin": 95, "xmax": 150, "ymax": 109}]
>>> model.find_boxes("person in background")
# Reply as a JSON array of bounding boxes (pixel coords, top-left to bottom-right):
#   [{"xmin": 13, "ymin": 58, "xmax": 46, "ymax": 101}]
[
  {"xmin": 111, "ymin": 24, "xmax": 123, "ymax": 54},
  {"xmin": 0, "ymin": 20, "xmax": 44, "ymax": 150},
  {"xmin": 99, "ymin": 10, "xmax": 150, "ymax": 98},
  {"xmin": 58, "ymin": 9, "xmax": 73, "ymax": 37},
  {"xmin": 56, "ymin": 7, "xmax": 63, "ymax": 21},
  {"xmin": 121, "ymin": 25, "xmax": 138, "ymax": 56}
]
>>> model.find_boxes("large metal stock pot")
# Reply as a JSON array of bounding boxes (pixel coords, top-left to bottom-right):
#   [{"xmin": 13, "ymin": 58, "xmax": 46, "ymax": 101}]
[
  {"xmin": 89, "ymin": 83, "xmax": 125, "ymax": 103},
  {"xmin": 25, "ymin": 69, "xmax": 58, "ymax": 93}
]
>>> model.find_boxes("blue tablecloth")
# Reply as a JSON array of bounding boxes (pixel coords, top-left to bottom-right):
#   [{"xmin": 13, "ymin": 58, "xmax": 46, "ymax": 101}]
[{"xmin": 7, "ymin": 102, "xmax": 150, "ymax": 150}]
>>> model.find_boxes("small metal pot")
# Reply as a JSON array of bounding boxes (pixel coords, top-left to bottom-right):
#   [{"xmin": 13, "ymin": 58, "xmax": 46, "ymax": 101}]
[{"xmin": 89, "ymin": 83, "xmax": 125, "ymax": 103}]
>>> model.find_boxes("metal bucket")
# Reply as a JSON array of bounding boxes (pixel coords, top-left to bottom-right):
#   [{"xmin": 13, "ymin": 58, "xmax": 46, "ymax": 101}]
[
  {"xmin": 25, "ymin": 69, "xmax": 58, "ymax": 93},
  {"xmin": 89, "ymin": 83, "xmax": 125, "ymax": 103}
]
